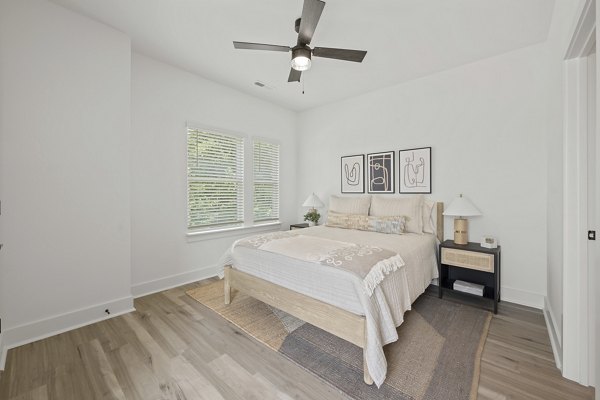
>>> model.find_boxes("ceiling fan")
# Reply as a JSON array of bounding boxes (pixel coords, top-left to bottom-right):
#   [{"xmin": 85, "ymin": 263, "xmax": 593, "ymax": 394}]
[{"xmin": 233, "ymin": 0, "xmax": 367, "ymax": 83}]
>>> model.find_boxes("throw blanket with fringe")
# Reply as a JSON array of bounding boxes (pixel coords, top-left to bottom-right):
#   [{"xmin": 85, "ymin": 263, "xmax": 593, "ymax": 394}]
[{"xmin": 234, "ymin": 231, "xmax": 405, "ymax": 296}]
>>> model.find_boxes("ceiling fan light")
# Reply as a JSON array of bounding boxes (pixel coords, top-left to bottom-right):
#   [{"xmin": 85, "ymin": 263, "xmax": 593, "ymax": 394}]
[
  {"xmin": 291, "ymin": 56, "xmax": 311, "ymax": 71},
  {"xmin": 291, "ymin": 47, "xmax": 312, "ymax": 71}
]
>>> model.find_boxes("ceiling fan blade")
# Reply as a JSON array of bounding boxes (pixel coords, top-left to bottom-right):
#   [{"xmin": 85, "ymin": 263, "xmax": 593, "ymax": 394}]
[
  {"xmin": 233, "ymin": 41, "xmax": 290, "ymax": 52},
  {"xmin": 288, "ymin": 68, "xmax": 302, "ymax": 82},
  {"xmin": 313, "ymin": 47, "xmax": 367, "ymax": 62},
  {"xmin": 298, "ymin": 0, "xmax": 325, "ymax": 45}
]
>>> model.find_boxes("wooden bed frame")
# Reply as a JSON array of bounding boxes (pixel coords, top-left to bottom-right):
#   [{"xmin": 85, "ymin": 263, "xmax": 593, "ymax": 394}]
[{"xmin": 224, "ymin": 202, "xmax": 444, "ymax": 385}]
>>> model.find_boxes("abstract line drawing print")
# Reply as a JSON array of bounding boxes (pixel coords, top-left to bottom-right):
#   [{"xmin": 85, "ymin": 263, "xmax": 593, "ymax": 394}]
[
  {"xmin": 399, "ymin": 147, "xmax": 431, "ymax": 194},
  {"xmin": 370, "ymin": 156, "xmax": 389, "ymax": 191},
  {"xmin": 345, "ymin": 163, "xmax": 360, "ymax": 186},
  {"xmin": 340, "ymin": 155, "xmax": 364, "ymax": 193},
  {"xmin": 367, "ymin": 152, "xmax": 394, "ymax": 193},
  {"xmin": 403, "ymin": 151, "xmax": 425, "ymax": 188}
]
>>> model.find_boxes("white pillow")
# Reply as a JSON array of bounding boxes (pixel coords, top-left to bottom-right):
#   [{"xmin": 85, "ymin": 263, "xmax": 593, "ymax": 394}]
[
  {"xmin": 370, "ymin": 195, "xmax": 424, "ymax": 234},
  {"xmin": 422, "ymin": 199, "xmax": 435, "ymax": 234},
  {"xmin": 329, "ymin": 195, "xmax": 371, "ymax": 215}
]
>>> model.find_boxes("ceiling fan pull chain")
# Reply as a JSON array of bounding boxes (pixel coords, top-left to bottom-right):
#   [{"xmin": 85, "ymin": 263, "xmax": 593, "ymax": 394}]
[{"xmin": 302, "ymin": 77, "xmax": 305, "ymax": 94}]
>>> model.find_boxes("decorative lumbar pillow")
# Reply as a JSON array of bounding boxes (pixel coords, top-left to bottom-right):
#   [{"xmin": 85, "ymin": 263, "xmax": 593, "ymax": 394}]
[
  {"xmin": 326, "ymin": 211, "xmax": 407, "ymax": 234},
  {"xmin": 422, "ymin": 198, "xmax": 435, "ymax": 234},
  {"xmin": 369, "ymin": 195, "xmax": 424, "ymax": 234},
  {"xmin": 326, "ymin": 212, "xmax": 369, "ymax": 230},
  {"xmin": 329, "ymin": 195, "xmax": 371, "ymax": 215},
  {"xmin": 368, "ymin": 215, "xmax": 407, "ymax": 235}
]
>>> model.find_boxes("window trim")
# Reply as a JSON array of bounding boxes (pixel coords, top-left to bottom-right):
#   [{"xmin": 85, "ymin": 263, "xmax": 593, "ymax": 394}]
[
  {"xmin": 185, "ymin": 123, "xmax": 281, "ymax": 238},
  {"xmin": 186, "ymin": 221, "xmax": 282, "ymax": 242}
]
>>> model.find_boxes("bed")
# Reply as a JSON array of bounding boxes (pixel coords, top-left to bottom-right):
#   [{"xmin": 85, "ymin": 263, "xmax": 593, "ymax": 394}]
[{"xmin": 220, "ymin": 197, "xmax": 443, "ymax": 388}]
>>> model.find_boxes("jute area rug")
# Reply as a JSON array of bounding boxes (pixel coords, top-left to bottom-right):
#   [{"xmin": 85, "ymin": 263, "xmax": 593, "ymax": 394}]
[{"xmin": 186, "ymin": 281, "xmax": 491, "ymax": 400}]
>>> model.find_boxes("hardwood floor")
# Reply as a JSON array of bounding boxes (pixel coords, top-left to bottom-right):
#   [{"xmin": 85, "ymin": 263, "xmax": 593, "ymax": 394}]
[
  {"xmin": 441, "ymin": 290, "xmax": 595, "ymax": 400},
  {"xmin": 0, "ymin": 280, "xmax": 594, "ymax": 400}
]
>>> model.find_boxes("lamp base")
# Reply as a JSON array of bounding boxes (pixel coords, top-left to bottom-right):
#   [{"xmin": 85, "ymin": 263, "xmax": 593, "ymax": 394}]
[{"xmin": 453, "ymin": 218, "xmax": 468, "ymax": 245}]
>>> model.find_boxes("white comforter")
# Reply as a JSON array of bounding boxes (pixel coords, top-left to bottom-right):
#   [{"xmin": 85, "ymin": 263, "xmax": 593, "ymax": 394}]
[{"xmin": 218, "ymin": 226, "xmax": 438, "ymax": 387}]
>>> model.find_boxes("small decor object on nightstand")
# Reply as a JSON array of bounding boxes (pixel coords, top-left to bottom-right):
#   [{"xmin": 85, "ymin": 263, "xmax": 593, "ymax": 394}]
[
  {"xmin": 453, "ymin": 280, "xmax": 484, "ymax": 296},
  {"xmin": 302, "ymin": 192, "xmax": 324, "ymax": 226},
  {"xmin": 443, "ymin": 194, "xmax": 481, "ymax": 245},
  {"xmin": 480, "ymin": 236, "xmax": 497, "ymax": 249},
  {"xmin": 303, "ymin": 209, "xmax": 320, "ymax": 226}
]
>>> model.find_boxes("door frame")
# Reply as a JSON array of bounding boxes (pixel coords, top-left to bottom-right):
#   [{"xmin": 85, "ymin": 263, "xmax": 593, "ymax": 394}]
[{"xmin": 563, "ymin": 0, "xmax": 596, "ymax": 387}]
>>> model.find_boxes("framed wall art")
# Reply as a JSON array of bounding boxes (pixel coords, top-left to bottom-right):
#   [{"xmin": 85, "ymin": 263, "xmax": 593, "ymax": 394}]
[
  {"xmin": 399, "ymin": 147, "xmax": 431, "ymax": 193},
  {"xmin": 340, "ymin": 154, "xmax": 365, "ymax": 193},
  {"xmin": 367, "ymin": 151, "xmax": 395, "ymax": 193}
]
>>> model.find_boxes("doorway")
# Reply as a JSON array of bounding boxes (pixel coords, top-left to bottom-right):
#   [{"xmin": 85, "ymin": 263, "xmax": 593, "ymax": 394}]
[
  {"xmin": 587, "ymin": 49, "xmax": 598, "ymax": 395},
  {"xmin": 563, "ymin": 0, "xmax": 597, "ymax": 390}
]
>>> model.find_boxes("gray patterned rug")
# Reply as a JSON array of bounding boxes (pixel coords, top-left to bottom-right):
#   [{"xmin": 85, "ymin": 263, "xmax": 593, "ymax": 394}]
[{"xmin": 187, "ymin": 281, "xmax": 491, "ymax": 400}]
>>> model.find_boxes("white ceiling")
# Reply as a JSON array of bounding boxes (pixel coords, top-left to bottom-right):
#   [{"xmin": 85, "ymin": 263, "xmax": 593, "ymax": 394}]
[{"xmin": 51, "ymin": 0, "xmax": 555, "ymax": 111}]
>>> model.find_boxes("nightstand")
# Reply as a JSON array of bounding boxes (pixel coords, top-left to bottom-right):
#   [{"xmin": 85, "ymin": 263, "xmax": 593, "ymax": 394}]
[
  {"xmin": 438, "ymin": 240, "xmax": 501, "ymax": 313},
  {"xmin": 290, "ymin": 223, "xmax": 309, "ymax": 230}
]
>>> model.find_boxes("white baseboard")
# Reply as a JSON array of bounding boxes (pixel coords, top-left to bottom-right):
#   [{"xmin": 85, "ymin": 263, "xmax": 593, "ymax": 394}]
[
  {"xmin": 543, "ymin": 296, "xmax": 563, "ymax": 370},
  {"xmin": 0, "ymin": 266, "xmax": 220, "ymax": 371},
  {"xmin": 0, "ymin": 296, "xmax": 134, "ymax": 371},
  {"xmin": 131, "ymin": 265, "xmax": 219, "ymax": 298},
  {"xmin": 501, "ymin": 286, "xmax": 544, "ymax": 309},
  {"xmin": 0, "ymin": 333, "xmax": 5, "ymax": 372}
]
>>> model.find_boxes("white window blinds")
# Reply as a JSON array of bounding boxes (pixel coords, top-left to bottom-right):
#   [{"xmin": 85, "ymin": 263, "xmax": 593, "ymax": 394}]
[
  {"xmin": 253, "ymin": 140, "xmax": 280, "ymax": 222},
  {"xmin": 187, "ymin": 128, "xmax": 244, "ymax": 230}
]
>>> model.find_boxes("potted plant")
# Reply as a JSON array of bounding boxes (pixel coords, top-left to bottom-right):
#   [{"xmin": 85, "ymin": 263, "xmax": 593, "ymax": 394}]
[{"xmin": 303, "ymin": 209, "xmax": 321, "ymax": 226}]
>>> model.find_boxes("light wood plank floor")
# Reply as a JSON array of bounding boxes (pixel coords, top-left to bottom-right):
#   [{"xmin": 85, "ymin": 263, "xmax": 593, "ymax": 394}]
[{"xmin": 0, "ymin": 280, "xmax": 594, "ymax": 400}]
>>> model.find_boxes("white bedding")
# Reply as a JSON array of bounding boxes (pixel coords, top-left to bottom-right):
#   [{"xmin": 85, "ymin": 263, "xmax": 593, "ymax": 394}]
[{"xmin": 219, "ymin": 226, "xmax": 438, "ymax": 387}]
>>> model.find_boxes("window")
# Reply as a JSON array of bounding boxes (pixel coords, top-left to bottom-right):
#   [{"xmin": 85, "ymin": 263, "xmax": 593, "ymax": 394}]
[
  {"xmin": 187, "ymin": 128, "xmax": 244, "ymax": 230},
  {"xmin": 253, "ymin": 140, "xmax": 280, "ymax": 223}
]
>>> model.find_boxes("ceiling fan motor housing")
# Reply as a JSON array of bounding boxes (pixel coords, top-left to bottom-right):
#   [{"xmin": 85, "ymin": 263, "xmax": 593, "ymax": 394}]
[{"xmin": 292, "ymin": 45, "xmax": 311, "ymax": 59}]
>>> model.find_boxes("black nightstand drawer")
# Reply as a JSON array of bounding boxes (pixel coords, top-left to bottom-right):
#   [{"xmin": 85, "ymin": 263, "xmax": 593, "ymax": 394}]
[{"xmin": 441, "ymin": 247, "xmax": 494, "ymax": 272}]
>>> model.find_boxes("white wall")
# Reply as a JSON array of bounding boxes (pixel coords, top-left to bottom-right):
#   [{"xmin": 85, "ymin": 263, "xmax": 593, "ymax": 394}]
[
  {"xmin": 297, "ymin": 36, "xmax": 574, "ymax": 308},
  {"xmin": 130, "ymin": 53, "xmax": 297, "ymax": 296},
  {"xmin": 0, "ymin": 0, "xmax": 133, "ymax": 360}
]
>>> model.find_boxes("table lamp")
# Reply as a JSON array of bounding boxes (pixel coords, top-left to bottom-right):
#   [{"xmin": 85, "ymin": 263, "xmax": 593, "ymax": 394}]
[
  {"xmin": 302, "ymin": 192, "xmax": 324, "ymax": 212},
  {"xmin": 443, "ymin": 194, "xmax": 481, "ymax": 245}
]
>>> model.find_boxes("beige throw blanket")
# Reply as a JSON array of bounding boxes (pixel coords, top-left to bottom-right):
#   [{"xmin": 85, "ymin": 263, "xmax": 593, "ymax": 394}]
[{"xmin": 235, "ymin": 231, "xmax": 405, "ymax": 296}]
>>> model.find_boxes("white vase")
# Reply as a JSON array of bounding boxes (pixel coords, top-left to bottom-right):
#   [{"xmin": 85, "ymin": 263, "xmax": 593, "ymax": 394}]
[{"xmin": 308, "ymin": 221, "xmax": 316, "ymax": 227}]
